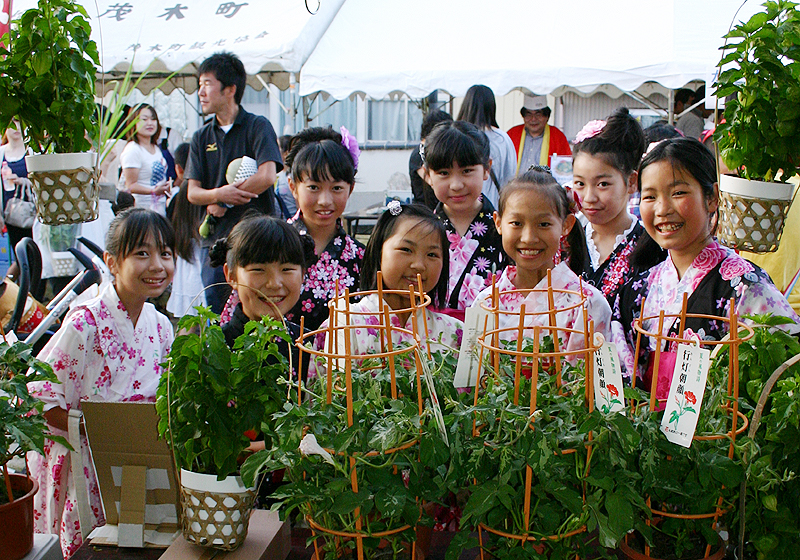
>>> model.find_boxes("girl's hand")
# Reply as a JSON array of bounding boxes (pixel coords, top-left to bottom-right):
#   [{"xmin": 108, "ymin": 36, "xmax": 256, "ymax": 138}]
[{"xmin": 152, "ymin": 179, "xmax": 169, "ymax": 196}]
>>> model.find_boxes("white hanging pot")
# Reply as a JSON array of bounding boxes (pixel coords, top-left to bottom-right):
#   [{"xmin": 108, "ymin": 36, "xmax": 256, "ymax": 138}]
[
  {"xmin": 25, "ymin": 152, "xmax": 99, "ymax": 225},
  {"xmin": 178, "ymin": 469, "xmax": 255, "ymax": 551},
  {"xmin": 717, "ymin": 174, "xmax": 795, "ymax": 253}
]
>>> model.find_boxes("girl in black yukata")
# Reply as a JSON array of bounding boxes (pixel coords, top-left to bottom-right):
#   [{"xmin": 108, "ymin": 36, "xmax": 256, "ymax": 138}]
[
  {"xmin": 572, "ymin": 108, "xmax": 650, "ymax": 305},
  {"xmin": 423, "ymin": 120, "xmax": 508, "ymax": 321}
]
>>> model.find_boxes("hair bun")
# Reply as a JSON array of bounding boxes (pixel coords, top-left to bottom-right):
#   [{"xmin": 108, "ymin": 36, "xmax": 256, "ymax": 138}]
[{"xmin": 208, "ymin": 237, "xmax": 229, "ymax": 268}]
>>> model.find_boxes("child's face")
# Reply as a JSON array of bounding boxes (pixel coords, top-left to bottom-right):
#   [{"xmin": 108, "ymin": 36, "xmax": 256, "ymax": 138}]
[
  {"xmin": 571, "ymin": 153, "xmax": 635, "ymax": 228},
  {"xmin": 225, "ymin": 261, "xmax": 304, "ymax": 321},
  {"xmin": 105, "ymin": 234, "xmax": 175, "ymax": 305},
  {"xmin": 494, "ymin": 190, "xmax": 574, "ymax": 281},
  {"xmin": 426, "ymin": 162, "xmax": 488, "ymax": 214},
  {"xmin": 639, "ymin": 161, "xmax": 717, "ymax": 262},
  {"xmin": 380, "ymin": 217, "xmax": 444, "ymax": 297},
  {"xmin": 289, "ymin": 173, "xmax": 352, "ymax": 232}
]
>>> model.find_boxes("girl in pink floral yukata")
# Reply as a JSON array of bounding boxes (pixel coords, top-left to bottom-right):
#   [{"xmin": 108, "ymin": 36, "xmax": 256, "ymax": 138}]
[
  {"xmin": 27, "ymin": 208, "xmax": 175, "ymax": 558},
  {"xmin": 612, "ymin": 138, "xmax": 800, "ymax": 397},
  {"xmin": 220, "ymin": 126, "xmax": 365, "ymax": 332},
  {"xmin": 423, "ymin": 121, "xmax": 507, "ymax": 321},
  {"xmin": 472, "ymin": 168, "xmax": 612, "ymax": 354}
]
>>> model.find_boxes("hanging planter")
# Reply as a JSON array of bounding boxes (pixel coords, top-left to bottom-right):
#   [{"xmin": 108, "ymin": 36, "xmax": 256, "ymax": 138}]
[
  {"xmin": 26, "ymin": 152, "xmax": 100, "ymax": 225},
  {"xmin": 716, "ymin": 174, "xmax": 795, "ymax": 253}
]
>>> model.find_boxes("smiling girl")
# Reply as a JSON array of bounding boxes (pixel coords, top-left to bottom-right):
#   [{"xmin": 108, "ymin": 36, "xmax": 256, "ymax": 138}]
[
  {"xmin": 473, "ymin": 168, "xmax": 611, "ymax": 352},
  {"xmin": 120, "ymin": 104, "xmax": 171, "ymax": 215},
  {"xmin": 27, "ymin": 208, "xmax": 176, "ymax": 558},
  {"xmin": 612, "ymin": 138, "xmax": 800, "ymax": 391},
  {"xmin": 571, "ymin": 108, "xmax": 648, "ymax": 304},
  {"xmin": 423, "ymin": 121, "xmax": 507, "ymax": 318}
]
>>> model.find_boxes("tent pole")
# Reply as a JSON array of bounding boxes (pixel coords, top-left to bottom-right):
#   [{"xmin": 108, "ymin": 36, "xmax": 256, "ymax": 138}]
[{"xmin": 668, "ymin": 90, "xmax": 675, "ymax": 125}]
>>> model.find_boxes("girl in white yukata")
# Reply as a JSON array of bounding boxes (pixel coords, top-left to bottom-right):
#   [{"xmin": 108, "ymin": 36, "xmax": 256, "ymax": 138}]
[
  {"xmin": 27, "ymin": 208, "xmax": 176, "ymax": 559},
  {"xmin": 315, "ymin": 203, "xmax": 463, "ymax": 363},
  {"xmin": 472, "ymin": 168, "xmax": 612, "ymax": 354},
  {"xmin": 613, "ymin": 138, "xmax": 800, "ymax": 397}
]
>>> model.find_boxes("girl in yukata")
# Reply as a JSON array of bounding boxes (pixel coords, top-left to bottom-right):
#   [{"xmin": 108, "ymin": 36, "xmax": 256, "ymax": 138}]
[
  {"xmin": 210, "ymin": 214, "xmax": 314, "ymax": 382},
  {"xmin": 472, "ymin": 168, "xmax": 612, "ymax": 354},
  {"xmin": 613, "ymin": 138, "xmax": 800, "ymax": 396},
  {"xmin": 314, "ymin": 203, "xmax": 463, "ymax": 362},
  {"xmin": 572, "ymin": 108, "xmax": 650, "ymax": 305},
  {"xmin": 220, "ymin": 127, "xmax": 365, "ymax": 331},
  {"xmin": 423, "ymin": 120, "xmax": 507, "ymax": 320},
  {"xmin": 27, "ymin": 208, "xmax": 176, "ymax": 559}
]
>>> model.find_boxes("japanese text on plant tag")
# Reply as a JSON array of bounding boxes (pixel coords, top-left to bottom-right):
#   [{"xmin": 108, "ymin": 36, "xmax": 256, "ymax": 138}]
[
  {"xmin": 454, "ymin": 306, "xmax": 491, "ymax": 388},
  {"xmin": 593, "ymin": 333, "xmax": 625, "ymax": 415},
  {"xmin": 660, "ymin": 341, "xmax": 710, "ymax": 448}
]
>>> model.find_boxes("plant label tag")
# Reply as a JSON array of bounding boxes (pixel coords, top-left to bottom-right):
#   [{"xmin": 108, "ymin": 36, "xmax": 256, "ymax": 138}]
[
  {"xmin": 593, "ymin": 334, "xmax": 625, "ymax": 415},
  {"xmin": 454, "ymin": 306, "xmax": 491, "ymax": 388},
  {"xmin": 660, "ymin": 341, "xmax": 710, "ymax": 448}
]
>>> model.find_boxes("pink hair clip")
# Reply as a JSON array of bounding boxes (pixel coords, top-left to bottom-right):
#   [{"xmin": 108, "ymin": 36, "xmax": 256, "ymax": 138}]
[
  {"xmin": 340, "ymin": 126, "xmax": 360, "ymax": 170},
  {"xmin": 574, "ymin": 120, "xmax": 607, "ymax": 144}
]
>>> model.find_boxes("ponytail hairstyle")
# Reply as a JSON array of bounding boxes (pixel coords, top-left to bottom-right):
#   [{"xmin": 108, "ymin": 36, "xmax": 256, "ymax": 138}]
[
  {"xmin": 498, "ymin": 167, "xmax": 588, "ymax": 275},
  {"xmin": 630, "ymin": 137, "xmax": 717, "ymax": 268},
  {"xmin": 457, "ymin": 85, "xmax": 500, "ymax": 130},
  {"xmin": 422, "ymin": 120, "xmax": 490, "ymax": 172},
  {"xmin": 106, "ymin": 207, "xmax": 175, "ymax": 261},
  {"xmin": 208, "ymin": 213, "xmax": 315, "ymax": 273},
  {"xmin": 284, "ymin": 126, "xmax": 357, "ymax": 186},
  {"xmin": 360, "ymin": 203, "xmax": 449, "ymax": 308},
  {"xmin": 573, "ymin": 108, "xmax": 647, "ymax": 178}
]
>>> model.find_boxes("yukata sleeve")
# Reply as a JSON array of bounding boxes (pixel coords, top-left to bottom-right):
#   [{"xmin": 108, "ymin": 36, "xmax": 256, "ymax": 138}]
[
  {"xmin": 28, "ymin": 307, "xmax": 98, "ymax": 413},
  {"xmin": 737, "ymin": 274, "xmax": 800, "ymax": 335}
]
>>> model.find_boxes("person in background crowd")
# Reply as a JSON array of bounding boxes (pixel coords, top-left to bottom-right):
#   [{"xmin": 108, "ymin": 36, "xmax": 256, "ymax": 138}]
[
  {"xmin": 410, "ymin": 110, "xmax": 453, "ymax": 210},
  {"xmin": 674, "ymin": 87, "xmax": 704, "ymax": 140},
  {"xmin": 457, "ymin": 85, "xmax": 516, "ymax": 208},
  {"xmin": 274, "ymin": 134, "xmax": 298, "ymax": 219},
  {"xmin": 120, "ymin": 104, "xmax": 171, "ymax": 216},
  {"xmin": 1, "ymin": 119, "xmax": 33, "ymax": 282},
  {"xmin": 507, "ymin": 94, "xmax": 571, "ymax": 174},
  {"xmin": 185, "ymin": 51, "xmax": 283, "ymax": 313}
]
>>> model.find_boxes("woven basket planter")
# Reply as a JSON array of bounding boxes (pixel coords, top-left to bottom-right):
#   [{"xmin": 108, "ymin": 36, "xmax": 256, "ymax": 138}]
[
  {"xmin": 25, "ymin": 152, "xmax": 99, "ymax": 225},
  {"xmin": 717, "ymin": 174, "xmax": 795, "ymax": 253},
  {"xmin": 179, "ymin": 469, "xmax": 255, "ymax": 551}
]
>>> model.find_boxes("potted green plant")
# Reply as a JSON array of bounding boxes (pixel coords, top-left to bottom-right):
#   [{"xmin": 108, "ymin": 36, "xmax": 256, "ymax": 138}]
[
  {"xmin": 0, "ymin": 340, "xmax": 69, "ymax": 560},
  {"xmin": 713, "ymin": 0, "xmax": 800, "ymax": 252},
  {"xmin": 0, "ymin": 0, "xmax": 101, "ymax": 224},
  {"xmin": 156, "ymin": 308, "xmax": 290, "ymax": 551}
]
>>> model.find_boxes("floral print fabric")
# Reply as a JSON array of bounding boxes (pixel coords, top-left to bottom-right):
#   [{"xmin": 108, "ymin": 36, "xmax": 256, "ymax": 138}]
[
  {"xmin": 583, "ymin": 219, "xmax": 644, "ymax": 305},
  {"xmin": 435, "ymin": 197, "xmax": 507, "ymax": 313},
  {"xmin": 472, "ymin": 262, "xmax": 612, "ymax": 355},
  {"xmin": 286, "ymin": 214, "xmax": 365, "ymax": 332},
  {"xmin": 612, "ymin": 240, "xmax": 800, "ymax": 381},
  {"xmin": 26, "ymin": 284, "xmax": 173, "ymax": 559}
]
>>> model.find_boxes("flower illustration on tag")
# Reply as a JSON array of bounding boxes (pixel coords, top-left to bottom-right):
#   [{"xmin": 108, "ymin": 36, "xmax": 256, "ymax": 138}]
[
  {"xmin": 669, "ymin": 390, "xmax": 697, "ymax": 427},
  {"xmin": 600, "ymin": 384, "xmax": 621, "ymax": 413}
]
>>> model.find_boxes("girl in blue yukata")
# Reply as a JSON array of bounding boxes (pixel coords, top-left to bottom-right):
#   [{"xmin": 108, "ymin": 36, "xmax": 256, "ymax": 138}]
[
  {"xmin": 612, "ymin": 137, "xmax": 800, "ymax": 397},
  {"xmin": 423, "ymin": 120, "xmax": 507, "ymax": 321}
]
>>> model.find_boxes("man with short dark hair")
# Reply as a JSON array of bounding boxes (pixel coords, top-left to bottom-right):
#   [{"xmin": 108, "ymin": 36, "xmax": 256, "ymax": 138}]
[
  {"xmin": 185, "ymin": 51, "xmax": 282, "ymax": 312},
  {"xmin": 507, "ymin": 95, "xmax": 571, "ymax": 175}
]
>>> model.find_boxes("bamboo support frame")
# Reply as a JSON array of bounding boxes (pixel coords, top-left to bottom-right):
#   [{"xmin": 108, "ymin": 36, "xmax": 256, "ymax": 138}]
[{"xmin": 630, "ymin": 296, "xmax": 755, "ymax": 559}]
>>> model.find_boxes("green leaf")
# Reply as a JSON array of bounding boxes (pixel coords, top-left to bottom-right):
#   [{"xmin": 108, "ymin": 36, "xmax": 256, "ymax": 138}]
[{"xmin": 375, "ymin": 484, "xmax": 407, "ymax": 518}]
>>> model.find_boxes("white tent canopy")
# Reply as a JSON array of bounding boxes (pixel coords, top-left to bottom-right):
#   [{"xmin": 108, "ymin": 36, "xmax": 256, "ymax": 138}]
[
  {"xmin": 299, "ymin": 0, "xmax": 762, "ymax": 100},
  {"xmin": 12, "ymin": 0, "xmax": 345, "ymax": 93}
]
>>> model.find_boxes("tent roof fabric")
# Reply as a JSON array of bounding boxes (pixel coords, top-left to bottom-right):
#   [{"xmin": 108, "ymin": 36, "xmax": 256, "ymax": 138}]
[
  {"xmin": 12, "ymin": 0, "xmax": 344, "ymax": 93},
  {"xmin": 299, "ymin": 0, "xmax": 761, "ymax": 99}
]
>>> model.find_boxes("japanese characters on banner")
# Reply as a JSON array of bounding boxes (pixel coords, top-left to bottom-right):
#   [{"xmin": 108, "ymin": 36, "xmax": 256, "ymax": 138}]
[
  {"xmin": 592, "ymin": 333, "xmax": 625, "ymax": 415},
  {"xmin": 660, "ymin": 341, "xmax": 711, "ymax": 448}
]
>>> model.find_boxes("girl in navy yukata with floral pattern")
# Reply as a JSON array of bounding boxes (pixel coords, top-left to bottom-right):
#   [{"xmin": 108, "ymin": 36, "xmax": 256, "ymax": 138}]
[
  {"xmin": 612, "ymin": 138, "xmax": 800, "ymax": 400},
  {"xmin": 423, "ymin": 121, "xmax": 507, "ymax": 321},
  {"xmin": 220, "ymin": 127, "xmax": 365, "ymax": 332},
  {"xmin": 571, "ymin": 108, "xmax": 649, "ymax": 306}
]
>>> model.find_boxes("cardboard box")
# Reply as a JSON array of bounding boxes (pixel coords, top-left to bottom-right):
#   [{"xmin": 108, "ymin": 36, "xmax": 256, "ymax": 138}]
[{"xmin": 159, "ymin": 510, "xmax": 290, "ymax": 560}]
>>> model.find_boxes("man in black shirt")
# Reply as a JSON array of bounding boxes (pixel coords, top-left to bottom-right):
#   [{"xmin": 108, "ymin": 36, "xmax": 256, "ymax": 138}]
[{"xmin": 185, "ymin": 52, "xmax": 283, "ymax": 313}]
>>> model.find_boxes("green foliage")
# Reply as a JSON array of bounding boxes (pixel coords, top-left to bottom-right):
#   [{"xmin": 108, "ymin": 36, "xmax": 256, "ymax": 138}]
[
  {"xmin": 714, "ymin": 1, "xmax": 800, "ymax": 182},
  {"xmin": 711, "ymin": 315, "xmax": 800, "ymax": 559},
  {"xmin": 241, "ymin": 348, "xmax": 446, "ymax": 560},
  {"xmin": 0, "ymin": 340, "xmax": 70, "ymax": 474},
  {"xmin": 0, "ymin": 0, "xmax": 99, "ymax": 154},
  {"xmin": 156, "ymin": 307, "xmax": 290, "ymax": 480}
]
